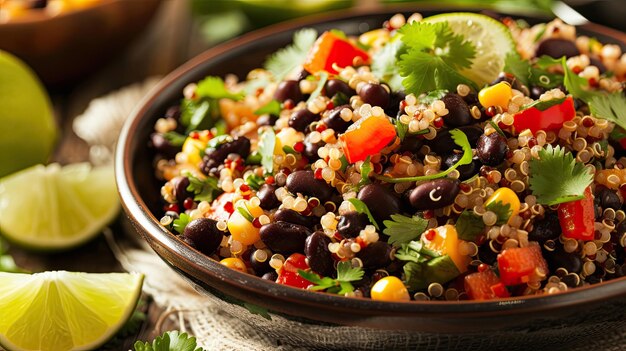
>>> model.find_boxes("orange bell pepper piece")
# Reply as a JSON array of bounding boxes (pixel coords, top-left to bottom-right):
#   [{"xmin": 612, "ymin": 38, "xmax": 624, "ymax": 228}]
[
  {"xmin": 303, "ymin": 31, "xmax": 370, "ymax": 74},
  {"xmin": 339, "ymin": 115, "xmax": 396, "ymax": 163}
]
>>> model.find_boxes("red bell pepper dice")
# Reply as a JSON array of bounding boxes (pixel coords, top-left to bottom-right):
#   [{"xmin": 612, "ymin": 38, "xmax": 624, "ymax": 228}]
[
  {"xmin": 303, "ymin": 31, "xmax": 370, "ymax": 75},
  {"xmin": 557, "ymin": 186, "xmax": 595, "ymax": 241},
  {"xmin": 276, "ymin": 253, "xmax": 312, "ymax": 289},
  {"xmin": 512, "ymin": 96, "xmax": 575, "ymax": 134},
  {"xmin": 464, "ymin": 269, "xmax": 510, "ymax": 300},
  {"xmin": 497, "ymin": 244, "xmax": 549, "ymax": 286},
  {"xmin": 339, "ymin": 115, "xmax": 396, "ymax": 163}
]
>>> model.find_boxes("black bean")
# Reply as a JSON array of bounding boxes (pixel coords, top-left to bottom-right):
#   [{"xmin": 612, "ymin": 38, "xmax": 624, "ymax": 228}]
[
  {"xmin": 164, "ymin": 211, "xmax": 179, "ymax": 219},
  {"xmin": 359, "ymin": 83, "xmax": 390, "ymax": 108},
  {"xmin": 288, "ymin": 109, "xmax": 318, "ymax": 132},
  {"xmin": 256, "ymin": 114, "xmax": 278, "ymax": 126},
  {"xmin": 463, "ymin": 92, "xmax": 478, "ymax": 105},
  {"xmin": 260, "ymin": 221, "xmax": 311, "ymax": 255},
  {"xmin": 409, "ymin": 178, "xmax": 460, "ymax": 211},
  {"xmin": 321, "ymin": 105, "xmax": 351, "ymax": 133},
  {"xmin": 548, "ymin": 249, "xmax": 582, "ymax": 274},
  {"xmin": 385, "ymin": 91, "xmax": 406, "ymax": 117},
  {"xmin": 305, "ymin": 231, "xmax": 334, "ymax": 276},
  {"xmin": 262, "ymin": 271, "xmax": 278, "ymax": 281},
  {"xmin": 286, "ymin": 170, "xmax": 334, "ymax": 202},
  {"xmin": 443, "ymin": 153, "xmax": 480, "ymax": 180},
  {"xmin": 476, "ymin": 132, "xmax": 509, "ymax": 166},
  {"xmin": 530, "ymin": 85, "xmax": 546, "ymax": 100},
  {"xmin": 172, "ymin": 176, "xmax": 191, "ymax": 205},
  {"xmin": 528, "ymin": 211, "xmax": 561, "ymax": 242},
  {"xmin": 303, "ymin": 140, "xmax": 323, "ymax": 162},
  {"xmin": 201, "ymin": 137, "xmax": 251, "ymax": 175},
  {"xmin": 596, "ymin": 187, "xmax": 622, "ymax": 210},
  {"xmin": 441, "ymin": 93, "xmax": 472, "ymax": 127},
  {"xmin": 150, "ymin": 133, "xmax": 179, "ymax": 158},
  {"xmin": 337, "ymin": 211, "xmax": 370, "ymax": 239},
  {"xmin": 356, "ymin": 241, "xmax": 393, "ymax": 270},
  {"xmin": 164, "ymin": 105, "xmax": 181, "ymax": 120},
  {"xmin": 274, "ymin": 80, "xmax": 303, "ymax": 103},
  {"xmin": 181, "ymin": 218, "xmax": 224, "ymax": 256},
  {"xmin": 535, "ymin": 38, "xmax": 580, "ymax": 59},
  {"xmin": 357, "ymin": 184, "xmax": 401, "ymax": 223},
  {"xmin": 398, "ymin": 135, "xmax": 424, "ymax": 153},
  {"xmin": 274, "ymin": 208, "xmax": 319, "ymax": 229},
  {"xmin": 478, "ymin": 243, "xmax": 498, "ymax": 265},
  {"xmin": 257, "ymin": 183, "xmax": 280, "ymax": 210},
  {"xmin": 428, "ymin": 125, "xmax": 482, "ymax": 155},
  {"xmin": 491, "ymin": 72, "xmax": 526, "ymax": 93},
  {"xmin": 249, "ymin": 250, "xmax": 272, "ymax": 275},
  {"xmin": 325, "ymin": 79, "xmax": 355, "ymax": 98}
]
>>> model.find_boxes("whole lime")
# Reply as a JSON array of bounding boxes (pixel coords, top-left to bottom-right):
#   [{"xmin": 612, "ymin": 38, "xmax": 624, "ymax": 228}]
[{"xmin": 0, "ymin": 50, "xmax": 57, "ymax": 178}]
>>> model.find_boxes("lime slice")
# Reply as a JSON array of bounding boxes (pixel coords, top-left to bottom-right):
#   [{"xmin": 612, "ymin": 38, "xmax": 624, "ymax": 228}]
[
  {"xmin": 0, "ymin": 50, "xmax": 57, "ymax": 178},
  {"xmin": 0, "ymin": 163, "xmax": 119, "ymax": 250},
  {"xmin": 0, "ymin": 271, "xmax": 143, "ymax": 351},
  {"xmin": 424, "ymin": 13, "xmax": 516, "ymax": 86}
]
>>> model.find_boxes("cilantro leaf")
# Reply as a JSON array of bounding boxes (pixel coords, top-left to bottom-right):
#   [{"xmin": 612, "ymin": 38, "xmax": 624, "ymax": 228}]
[
  {"xmin": 195, "ymin": 76, "xmax": 244, "ymax": 101},
  {"xmin": 336, "ymin": 261, "xmax": 364, "ymax": 282},
  {"xmin": 245, "ymin": 173, "xmax": 265, "ymax": 190},
  {"xmin": 264, "ymin": 28, "xmax": 318, "ymax": 81},
  {"xmin": 254, "ymin": 99, "xmax": 281, "ymax": 116},
  {"xmin": 455, "ymin": 210, "xmax": 485, "ymax": 241},
  {"xmin": 399, "ymin": 51, "xmax": 476, "ymax": 97},
  {"xmin": 394, "ymin": 118, "xmax": 409, "ymax": 141},
  {"xmin": 371, "ymin": 39, "xmax": 404, "ymax": 92},
  {"xmin": 258, "ymin": 127, "xmax": 276, "ymax": 174},
  {"xmin": 162, "ymin": 131, "xmax": 186, "ymax": 147},
  {"xmin": 358, "ymin": 156, "xmax": 372, "ymax": 189},
  {"xmin": 418, "ymin": 89, "xmax": 448, "ymax": 105},
  {"xmin": 504, "ymin": 52, "xmax": 530, "ymax": 87},
  {"xmin": 485, "ymin": 200, "xmax": 512, "ymax": 226},
  {"xmin": 173, "ymin": 213, "xmax": 191, "ymax": 234},
  {"xmin": 529, "ymin": 144, "xmax": 593, "ymax": 205},
  {"xmin": 403, "ymin": 255, "xmax": 460, "ymax": 291},
  {"xmin": 375, "ymin": 129, "xmax": 472, "ymax": 183},
  {"xmin": 589, "ymin": 93, "xmax": 626, "ymax": 131},
  {"xmin": 521, "ymin": 96, "xmax": 567, "ymax": 111},
  {"xmin": 297, "ymin": 262, "xmax": 364, "ymax": 295},
  {"xmin": 184, "ymin": 172, "xmax": 222, "ymax": 203},
  {"xmin": 560, "ymin": 56, "xmax": 600, "ymax": 103},
  {"xmin": 306, "ymin": 72, "xmax": 328, "ymax": 104},
  {"xmin": 383, "ymin": 214, "xmax": 429, "ymax": 246},
  {"xmin": 134, "ymin": 331, "xmax": 204, "ymax": 351},
  {"xmin": 347, "ymin": 198, "xmax": 379, "ymax": 230},
  {"xmin": 236, "ymin": 204, "xmax": 255, "ymax": 223}
]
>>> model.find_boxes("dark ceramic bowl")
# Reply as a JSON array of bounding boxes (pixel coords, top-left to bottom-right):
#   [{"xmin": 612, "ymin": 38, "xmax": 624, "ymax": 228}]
[{"xmin": 116, "ymin": 5, "xmax": 626, "ymax": 350}]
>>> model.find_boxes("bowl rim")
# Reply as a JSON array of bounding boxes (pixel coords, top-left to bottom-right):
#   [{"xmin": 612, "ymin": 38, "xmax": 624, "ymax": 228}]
[{"xmin": 116, "ymin": 4, "xmax": 626, "ymax": 319}]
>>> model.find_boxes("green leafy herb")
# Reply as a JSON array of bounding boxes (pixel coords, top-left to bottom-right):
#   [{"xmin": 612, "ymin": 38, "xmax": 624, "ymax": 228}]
[
  {"xmin": 488, "ymin": 120, "xmax": 506, "ymax": 138},
  {"xmin": 206, "ymin": 135, "xmax": 232, "ymax": 149},
  {"xmin": 358, "ymin": 156, "xmax": 372, "ymax": 189},
  {"xmin": 533, "ymin": 24, "xmax": 546, "ymax": 43},
  {"xmin": 398, "ymin": 21, "xmax": 476, "ymax": 96},
  {"xmin": 213, "ymin": 119, "xmax": 228, "ymax": 136},
  {"xmin": 560, "ymin": 56, "xmax": 599, "ymax": 102},
  {"xmin": 375, "ymin": 129, "xmax": 472, "ymax": 183},
  {"xmin": 395, "ymin": 240, "xmax": 439, "ymax": 263},
  {"xmin": 258, "ymin": 127, "xmax": 276, "ymax": 174},
  {"xmin": 282, "ymin": 145, "xmax": 297, "ymax": 154},
  {"xmin": 394, "ymin": 119, "xmax": 409, "ymax": 141},
  {"xmin": 504, "ymin": 52, "xmax": 530, "ymax": 87},
  {"xmin": 455, "ymin": 210, "xmax": 485, "ymax": 241},
  {"xmin": 331, "ymin": 91, "xmax": 349, "ymax": 106},
  {"xmin": 589, "ymin": 93, "xmax": 626, "ymax": 131},
  {"xmin": 195, "ymin": 76, "xmax": 244, "ymax": 101},
  {"xmin": 246, "ymin": 151, "xmax": 262, "ymax": 165},
  {"xmin": 485, "ymin": 200, "xmax": 512, "ymax": 226},
  {"xmin": 347, "ymin": 198, "xmax": 379, "ymax": 230},
  {"xmin": 245, "ymin": 173, "xmax": 266, "ymax": 190},
  {"xmin": 371, "ymin": 39, "xmax": 404, "ymax": 92},
  {"xmin": 403, "ymin": 255, "xmax": 460, "ymax": 291},
  {"xmin": 184, "ymin": 172, "xmax": 222, "ymax": 203},
  {"xmin": 134, "ymin": 331, "xmax": 204, "ymax": 351},
  {"xmin": 418, "ymin": 89, "xmax": 448, "ymax": 105},
  {"xmin": 264, "ymin": 28, "xmax": 318, "ymax": 81},
  {"xmin": 173, "ymin": 213, "xmax": 191, "ymax": 234},
  {"xmin": 298, "ymin": 261, "xmax": 364, "ymax": 295},
  {"xmin": 237, "ymin": 205, "xmax": 254, "ymax": 223},
  {"xmin": 330, "ymin": 29, "xmax": 347, "ymax": 39},
  {"xmin": 383, "ymin": 214, "xmax": 429, "ymax": 246},
  {"xmin": 521, "ymin": 96, "xmax": 567, "ymax": 111},
  {"xmin": 529, "ymin": 144, "xmax": 594, "ymax": 205},
  {"xmin": 254, "ymin": 99, "xmax": 281, "ymax": 116},
  {"xmin": 162, "ymin": 131, "xmax": 187, "ymax": 147},
  {"xmin": 306, "ymin": 71, "xmax": 329, "ymax": 104},
  {"xmin": 180, "ymin": 99, "xmax": 211, "ymax": 133}
]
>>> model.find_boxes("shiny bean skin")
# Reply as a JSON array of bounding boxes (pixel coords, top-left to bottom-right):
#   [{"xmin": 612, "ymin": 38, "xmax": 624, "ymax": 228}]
[
  {"xmin": 398, "ymin": 135, "xmax": 424, "ymax": 153},
  {"xmin": 249, "ymin": 250, "xmax": 273, "ymax": 275},
  {"xmin": 322, "ymin": 105, "xmax": 351, "ymax": 133},
  {"xmin": 596, "ymin": 187, "xmax": 622, "ymax": 211},
  {"xmin": 201, "ymin": 137, "xmax": 251, "ymax": 175},
  {"xmin": 260, "ymin": 221, "xmax": 311, "ymax": 255},
  {"xmin": 536, "ymin": 38, "xmax": 580, "ymax": 59},
  {"xmin": 441, "ymin": 93, "xmax": 472, "ymax": 127},
  {"xmin": 428, "ymin": 125, "xmax": 482, "ymax": 156},
  {"xmin": 274, "ymin": 208, "xmax": 319, "ymax": 229},
  {"xmin": 356, "ymin": 241, "xmax": 393, "ymax": 270},
  {"xmin": 262, "ymin": 271, "xmax": 278, "ymax": 281},
  {"xmin": 303, "ymin": 140, "xmax": 323, "ymax": 162},
  {"xmin": 357, "ymin": 184, "xmax": 401, "ymax": 222},
  {"xmin": 548, "ymin": 249, "xmax": 583, "ymax": 274},
  {"xmin": 151, "ymin": 133, "xmax": 179, "ymax": 158},
  {"xmin": 286, "ymin": 170, "xmax": 334, "ymax": 202},
  {"xmin": 288, "ymin": 109, "xmax": 318, "ymax": 132},
  {"xmin": 256, "ymin": 113, "xmax": 278, "ymax": 126},
  {"xmin": 528, "ymin": 211, "xmax": 561, "ymax": 243},
  {"xmin": 359, "ymin": 83, "xmax": 390, "ymax": 108},
  {"xmin": 181, "ymin": 218, "xmax": 224, "ymax": 256},
  {"xmin": 443, "ymin": 153, "xmax": 480, "ymax": 181},
  {"xmin": 274, "ymin": 80, "xmax": 303, "ymax": 103},
  {"xmin": 409, "ymin": 178, "xmax": 460, "ymax": 211},
  {"xmin": 172, "ymin": 176, "xmax": 191, "ymax": 205},
  {"xmin": 304, "ymin": 231, "xmax": 334, "ymax": 276},
  {"xmin": 325, "ymin": 79, "xmax": 355, "ymax": 98},
  {"xmin": 337, "ymin": 211, "xmax": 370, "ymax": 239},
  {"xmin": 385, "ymin": 91, "xmax": 406, "ymax": 118},
  {"xmin": 491, "ymin": 72, "xmax": 526, "ymax": 93},
  {"xmin": 257, "ymin": 183, "xmax": 280, "ymax": 210},
  {"xmin": 476, "ymin": 132, "xmax": 509, "ymax": 166}
]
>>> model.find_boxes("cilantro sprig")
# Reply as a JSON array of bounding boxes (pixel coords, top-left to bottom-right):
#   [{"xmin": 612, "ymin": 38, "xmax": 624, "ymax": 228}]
[
  {"xmin": 455, "ymin": 210, "xmax": 485, "ymax": 241},
  {"xmin": 258, "ymin": 127, "xmax": 276, "ymax": 174},
  {"xmin": 383, "ymin": 214, "xmax": 429, "ymax": 246},
  {"xmin": 529, "ymin": 144, "xmax": 593, "ymax": 206},
  {"xmin": 347, "ymin": 198, "xmax": 379, "ymax": 230},
  {"xmin": 298, "ymin": 261, "xmax": 364, "ymax": 295},
  {"xmin": 394, "ymin": 239, "xmax": 459, "ymax": 291},
  {"xmin": 357, "ymin": 156, "xmax": 372, "ymax": 189},
  {"xmin": 134, "ymin": 331, "xmax": 204, "ymax": 351},
  {"xmin": 264, "ymin": 28, "xmax": 317, "ymax": 81},
  {"xmin": 589, "ymin": 93, "xmax": 626, "ymax": 131},
  {"xmin": 183, "ymin": 171, "xmax": 222, "ymax": 203},
  {"xmin": 173, "ymin": 213, "xmax": 191, "ymax": 234}
]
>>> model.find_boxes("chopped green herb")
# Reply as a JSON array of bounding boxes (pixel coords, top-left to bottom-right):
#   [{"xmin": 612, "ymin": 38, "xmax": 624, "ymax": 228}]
[
  {"xmin": 560, "ymin": 56, "xmax": 599, "ymax": 102},
  {"xmin": 282, "ymin": 145, "xmax": 297, "ymax": 154},
  {"xmin": 485, "ymin": 200, "xmax": 512, "ymax": 225},
  {"xmin": 195, "ymin": 76, "xmax": 245, "ymax": 101},
  {"xmin": 245, "ymin": 173, "xmax": 265, "ymax": 190},
  {"xmin": 306, "ymin": 71, "xmax": 328, "ymax": 104},
  {"xmin": 529, "ymin": 144, "xmax": 594, "ymax": 206},
  {"xmin": 589, "ymin": 93, "xmax": 626, "ymax": 131},
  {"xmin": 418, "ymin": 89, "xmax": 448, "ymax": 105},
  {"xmin": 504, "ymin": 52, "xmax": 530, "ymax": 87},
  {"xmin": 403, "ymin": 255, "xmax": 460, "ymax": 291},
  {"xmin": 371, "ymin": 39, "xmax": 404, "ymax": 92},
  {"xmin": 254, "ymin": 99, "xmax": 281, "ymax": 116},
  {"xmin": 213, "ymin": 119, "xmax": 228, "ymax": 136},
  {"xmin": 206, "ymin": 134, "xmax": 232, "ymax": 149},
  {"xmin": 383, "ymin": 214, "xmax": 429, "ymax": 246},
  {"xmin": 348, "ymin": 198, "xmax": 379, "ymax": 230},
  {"xmin": 173, "ymin": 213, "xmax": 191, "ymax": 234},
  {"xmin": 184, "ymin": 172, "xmax": 222, "ymax": 203},
  {"xmin": 331, "ymin": 91, "xmax": 349, "ymax": 106},
  {"xmin": 455, "ymin": 210, "xmax": 486, "ymax": 241},
  {"xmin": 264, "ymin": 28, "xmax": 318, "ymax": 81},
  {"xmin": 258, "ymin": 128, "xmax": 276, "ymax": 174},
  {"xmin": 237, "ymin": 204, "xmax": 255, "ymax": 223},
  {"xmin": 133, "ymin": 331, "xmax": 204, "ymax": 351},
  {"xmin": 394, "ymin": 119, "xmax": 409, "ymax": 141},
  {"xmin": 521, "ymin": 96, "xmax": 567, "ymax": 111},
  {"xmin": 243, "ymin": 303, "xmax": 272, "ymax": 320},
  {"xmin": 488, "ymin": 120, "xmax": 506, "ymax": 138},
  {"xmin": 162, "ymin": 131, "xmax": 187, "ymax": 147},
  {"xmin": 298, "ymin": 261, "xmax": 364, "ymax": 295},
  {"xmin": 357, "ymin": 156, "xmax": 372, "ymax": 189}
]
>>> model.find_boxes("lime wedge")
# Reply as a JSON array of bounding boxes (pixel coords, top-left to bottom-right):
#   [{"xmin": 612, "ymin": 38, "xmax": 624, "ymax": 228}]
[
  {"xmin": 0, "ymin": 271, "xmax": 143, "ymax": 351},
  {"xmin": 0, "ymin": 163, "xmax": 119, "ymax": 250},
  {"xmin": 424, "ymin": 13, "xmax": 516, "ymax": 86}
]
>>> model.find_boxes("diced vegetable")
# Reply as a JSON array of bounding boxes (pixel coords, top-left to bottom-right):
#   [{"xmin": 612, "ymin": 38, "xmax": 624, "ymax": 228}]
[
  {"xmin": 303, "ymin": 31, "xmax": 370, "ymax": 75},
  {"xmin": 207, "ymin": 192, "xmax": 236, "ymax": 222},
  {"xmin": 484, "ymin": 187, "xmax": 520, "ymax": 225},
  {"xmin": 422, "ymin": 225, "xmax": 471, "ymax": 273},
  {"xmin": 340, "ymin": 115, "xmax": 396, "ymax": 163},
  {"xmin": 512, "ymin": 96, "xmax": 575, "ymax": 134},
  {"xmin": 220, "ymin": 257, "xmax": 247, "ymax": 273},
  {"xmin": 276, "ymin": 253, "xmax": 313, "ymax": 289},
  {"xmin": 557, "ymin": 186, "xmax": 595, "ymax": 241},
  {"xmin": 478, "ymin": 82, "xmax": 512, "ymax": 109},
  {"xmin": 370, "ymin": 276, "xmax": 410, "ymax": 302},
  {"xmin": 497, "ymin": 244, "xmax": 548, "ymax": 286},
  {"xmin": 227, "ymin": 208, "xmax": 260, "ymax": 245},
  {"xmin": 596, "ymin": 168, "xmax": 626, "ymax": 190},
  {"xmin": 464, "ymin": 268, "xmax": 510, "ymax": 300},
  {"xmin": 182, "ymin": 137, "xmax": 208, "ymax": 166}
]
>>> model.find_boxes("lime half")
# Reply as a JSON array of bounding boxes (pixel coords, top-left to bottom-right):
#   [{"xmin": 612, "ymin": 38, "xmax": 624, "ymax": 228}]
[
  {"xmin": 424, "ymin": 13, "xmax": 516, "ymax": 86},
  {"xmin": 0, "ymin": 163, "xmax": 119, "ymax": 250},
  {"xmin": 0, "ymin": 271, "xmax": 143, "ymax": 351}
]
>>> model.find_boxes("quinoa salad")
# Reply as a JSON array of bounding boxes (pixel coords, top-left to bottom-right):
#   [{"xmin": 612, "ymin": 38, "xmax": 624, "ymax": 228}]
[{"xmin": 150, "ymin": 12, "xmax": 626, "ymax": 302}]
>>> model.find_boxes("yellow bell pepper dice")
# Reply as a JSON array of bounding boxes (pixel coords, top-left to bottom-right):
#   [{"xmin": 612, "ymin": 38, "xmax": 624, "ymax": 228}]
[
  {"xmin": 423, "ymin": 225, "xmax": 471, "ymax": 273},
  {"xmin": 370, "ymin": 276, "xmax": 410, "ymax": 302},
  {"xmin": 484, "ymin": 187, "xmax": 521, "ymax": 225},
  {"xmin": 227, "ymin": 210, "xmax": 260, "ymax": 245},
  {"xmin": 220, "ymin": 257, "xmax": 247, "ymax": 273},
  {"xmin": 478, "ymin": 82, "xmax": 513, "ymax": 110},
  {"xmin": 182, "ymin": 137, "xmax": 207, "ymax": 166}
]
